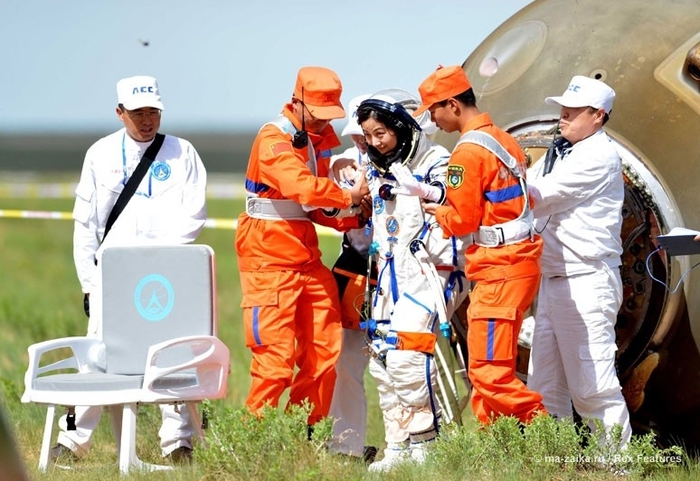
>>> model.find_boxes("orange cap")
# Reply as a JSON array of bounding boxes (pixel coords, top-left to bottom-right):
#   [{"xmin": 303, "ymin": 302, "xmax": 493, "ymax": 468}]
[
  {"xmin": 293, "ymin": 66, "xmax": 345, "ymax": 120},
  {"xmin": 413, "ymin": 65, "xmax": 472, "ymax": 117}
]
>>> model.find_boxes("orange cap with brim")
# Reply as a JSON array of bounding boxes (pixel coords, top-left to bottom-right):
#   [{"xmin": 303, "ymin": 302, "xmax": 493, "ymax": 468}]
[
  {"xmin": 413, "ymin": 65, "xmax": 472, "ymax": 117},
  {"xmin": 293, "ymin": 66, "xmax": 345, "ymax": 120}
]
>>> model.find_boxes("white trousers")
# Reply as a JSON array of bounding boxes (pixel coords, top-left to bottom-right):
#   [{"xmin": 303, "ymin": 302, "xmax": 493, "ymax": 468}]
[
  {"xmin": 368, "ymin": 271, "xmax": 465, "ymax": 445},
  {"xmin": 327, "ymin": 328, "xmax": 370, "ymax": 456},
  {"xmin": 528, "ymin": 264, "xmax": 632, "ymax": 445},
  {"xmin": 57, "ymin": 404, "xmax": 194, "ymax": 457}
]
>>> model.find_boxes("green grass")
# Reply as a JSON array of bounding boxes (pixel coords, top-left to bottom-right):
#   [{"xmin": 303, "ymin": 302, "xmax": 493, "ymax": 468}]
[
  {"xmin": 0, "ymin": 197, "xmax": 383, "ymax": 478},
  {"xmin": 1, "ymin": 197, "xmax": 697, "ymax": 480}
]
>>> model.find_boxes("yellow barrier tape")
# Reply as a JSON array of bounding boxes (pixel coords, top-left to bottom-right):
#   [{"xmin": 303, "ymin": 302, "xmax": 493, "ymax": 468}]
[
  {"xmin": 0, "ymin": 209, "xmax": 73, "ymax": 220},
  {"xmin": 0, "ymin": 209, "xmax": 341, "ymax": 237},
  {"xmin": 0, "ymin": 181, "xmax": 247, "ymax": 199}
]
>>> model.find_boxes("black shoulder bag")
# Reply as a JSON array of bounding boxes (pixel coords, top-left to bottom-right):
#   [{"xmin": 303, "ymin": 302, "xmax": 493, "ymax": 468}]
[
  {"xmin": 102, "ymin": 133, "xmax": 165, "ymax": 241},
  {"xmin": 83, "ymin": 133, "xmax": 165, "ymax": 317}
]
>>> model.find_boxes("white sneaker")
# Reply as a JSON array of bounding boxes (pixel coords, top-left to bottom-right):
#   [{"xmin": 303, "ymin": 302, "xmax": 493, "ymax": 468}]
[{"xmin": 368, "ymin": 446, "xmax": 410, "ymax": 473}]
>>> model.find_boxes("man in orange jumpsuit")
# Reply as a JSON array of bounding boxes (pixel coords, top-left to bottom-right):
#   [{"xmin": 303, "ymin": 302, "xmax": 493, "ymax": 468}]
[
  {"xmin": 415, "ymin": 65, "xmax": 546, "ymax": 424},
  {"xmin": 235, "ymin": 66, "xmax": 370, "ymax": 427}
]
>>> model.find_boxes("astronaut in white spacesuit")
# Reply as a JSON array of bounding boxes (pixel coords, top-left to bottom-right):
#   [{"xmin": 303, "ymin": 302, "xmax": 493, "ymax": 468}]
[{"xmin": 356, "ymin": 91, "xmax": 469, "ymax": 472}]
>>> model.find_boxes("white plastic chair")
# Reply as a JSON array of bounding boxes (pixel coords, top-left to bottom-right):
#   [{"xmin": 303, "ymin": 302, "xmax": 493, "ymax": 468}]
[{"xmin": 22, "ymin": 244, "xmax": 230, "ymax": 473}]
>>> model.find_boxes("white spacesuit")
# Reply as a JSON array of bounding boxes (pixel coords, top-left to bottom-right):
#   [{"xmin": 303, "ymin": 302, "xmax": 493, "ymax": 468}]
[{"xmin": 356, "ymin": 92, "xmax": 469, "ymax": 471}]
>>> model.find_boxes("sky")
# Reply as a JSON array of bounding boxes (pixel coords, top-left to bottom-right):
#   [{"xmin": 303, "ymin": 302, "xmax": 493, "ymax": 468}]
[{"xmin": 0, "ymin": 0, "xmax": 532, "ymax": 134}]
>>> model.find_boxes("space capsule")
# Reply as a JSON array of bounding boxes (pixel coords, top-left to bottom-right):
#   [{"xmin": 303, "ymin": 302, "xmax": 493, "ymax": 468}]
[{"xmin": 441, "ymin": 0, "xmax": 700, "ymax": 449}]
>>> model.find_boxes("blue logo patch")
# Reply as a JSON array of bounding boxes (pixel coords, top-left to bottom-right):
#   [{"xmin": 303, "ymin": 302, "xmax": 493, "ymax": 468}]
[
  {"xmin": 386, "ymin": 216, "xmax": 400, "ymax": 236},
  {"xmin": 134, "ymin": 274, "xmax": 174, "ymax": 322},
  {"xmin": 151, "ymin": 161, "xmax": 171, "ymax": 181},
  {"xmin": 373, "ymin": 195, "xmax": 385, "ymax": 214}
]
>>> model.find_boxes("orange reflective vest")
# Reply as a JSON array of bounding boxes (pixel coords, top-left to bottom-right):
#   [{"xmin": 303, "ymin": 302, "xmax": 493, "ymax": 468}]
[
  {"xmin": 435, "ymin": 113, "xmax": 542, "ymax": 282},
  {"xmin": 236, "ymin": 106, "xmax": 361, "ymax": 271}
]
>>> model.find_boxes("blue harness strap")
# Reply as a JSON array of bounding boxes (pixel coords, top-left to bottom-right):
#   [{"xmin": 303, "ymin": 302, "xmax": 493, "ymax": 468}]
[
  {"xmin": 374, "ymin": 251, "xmax": 399, "ymax": 308},
  {"xmin": 425, "ymin": 355, "xmax": 440, "ymax": 433}
]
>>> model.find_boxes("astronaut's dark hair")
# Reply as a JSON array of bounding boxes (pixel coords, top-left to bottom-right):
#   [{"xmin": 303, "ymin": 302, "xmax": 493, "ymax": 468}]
[{"xmin": 356, "ymin": 105, "xmax": 405, "ymax": 133}]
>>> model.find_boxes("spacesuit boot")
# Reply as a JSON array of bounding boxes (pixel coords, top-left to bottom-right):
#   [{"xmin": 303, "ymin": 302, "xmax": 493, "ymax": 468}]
[
  {"xmin": 368, "ymin": 440, "xmax": 410, "ymax": 473},
  {"xmin": 408, "ymin": 425, "xmax": 437, "ymax": 464},
  {"xmin": 409, "ymin": 442, "xmax": 429, "ymax": 464}
]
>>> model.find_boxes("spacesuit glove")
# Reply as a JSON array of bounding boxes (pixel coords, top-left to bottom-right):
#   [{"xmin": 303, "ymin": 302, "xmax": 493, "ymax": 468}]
[{"xmin": 389, "ymin": 163, "xmax": 442, "ymax": 202}]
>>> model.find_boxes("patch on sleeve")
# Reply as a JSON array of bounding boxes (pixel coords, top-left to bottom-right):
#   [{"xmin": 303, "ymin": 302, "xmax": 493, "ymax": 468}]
[
  {"xmin": 447, "ymin": 165, "xmax": 465, "ymax": 189},
  {"xmin": 270, "ymin": 141, "xmax": 293, "ymax": 156}
]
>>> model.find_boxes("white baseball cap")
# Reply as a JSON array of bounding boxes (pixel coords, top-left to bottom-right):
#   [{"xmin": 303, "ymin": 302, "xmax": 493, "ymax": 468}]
[
  {"xmin": 341, "ymin": 94, "xmax": 371, "ymax": 137},
  {"xmin": 545, "ymin": 75, "xmax": 615, "ymax": 114},
  {"xmin": 116, "ymin": 75, "xmax": 164, "ymax": 111}
]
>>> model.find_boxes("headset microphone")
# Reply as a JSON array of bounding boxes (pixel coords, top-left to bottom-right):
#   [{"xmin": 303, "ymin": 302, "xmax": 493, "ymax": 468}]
[{"xmin": 292, "ymin": 87, "xmax": 309, "ymax": 149}]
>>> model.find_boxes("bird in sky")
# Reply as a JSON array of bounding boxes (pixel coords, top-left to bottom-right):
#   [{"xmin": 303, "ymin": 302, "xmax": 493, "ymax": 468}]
[{"xmin": 138, "ymin": 39, "xmax": 150, "ymax": 47}]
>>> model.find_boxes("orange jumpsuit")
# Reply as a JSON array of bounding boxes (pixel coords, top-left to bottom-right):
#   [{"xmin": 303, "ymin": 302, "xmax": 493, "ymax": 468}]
[
  {"xmin": 434, "ymin": 112, "xmax": 546, "ymax": 424},
  {"xmin": 236, "ymin": 105, "xmax": 362, "ymax": 424}
]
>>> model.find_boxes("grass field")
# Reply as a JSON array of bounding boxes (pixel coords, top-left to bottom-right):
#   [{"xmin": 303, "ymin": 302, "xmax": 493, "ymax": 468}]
[
  {"xmin": 0, "ymin": 197, "xmax": 388, "ymax": 479},
  {"xmin": 1, "ymin": 197, "xmax": 698, "ymax": 480}
]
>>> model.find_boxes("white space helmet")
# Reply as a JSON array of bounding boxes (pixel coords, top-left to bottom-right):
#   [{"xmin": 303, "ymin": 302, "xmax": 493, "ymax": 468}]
[
  {"xmin": 372, "ymin": 88, "xmax": 438, "ymax": 135},
  {"xmin": 357, "ymin": 92, "xmax": 423, "ymax": 175}
]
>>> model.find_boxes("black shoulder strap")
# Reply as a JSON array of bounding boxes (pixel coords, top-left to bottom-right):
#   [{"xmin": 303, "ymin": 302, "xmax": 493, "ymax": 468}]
[
  {"xmin": 542, "ymin": 137, "xmax": 571, "ymax": 176},
  {"xmin": 102, "ymin": 133, "xmax": 165, "ymax": 243}
]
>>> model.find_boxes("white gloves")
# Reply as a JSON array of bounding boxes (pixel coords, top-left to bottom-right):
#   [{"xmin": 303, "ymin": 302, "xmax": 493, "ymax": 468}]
[{"xmin": 389, "ymin": 163, "xmax": 442, "ymax": 202}]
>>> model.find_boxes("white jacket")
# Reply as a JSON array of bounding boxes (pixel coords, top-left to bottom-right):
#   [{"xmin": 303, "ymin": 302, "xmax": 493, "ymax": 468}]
[
  {"xmin": 72, "ymin": 128, "xmax": 207, "ymax": 294},
  {"xmin": 369, "ymin": 134, "xmax": 467, "ymax": 319},
  {"xmin": 527, "ymin": 129, "xmax": 623, "ymax": 278}
]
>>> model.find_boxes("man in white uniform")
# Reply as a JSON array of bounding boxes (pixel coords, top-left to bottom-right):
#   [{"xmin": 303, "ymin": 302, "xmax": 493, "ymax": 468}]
[
  {"xmin": 527, "ymin": 75, "xmax": 632, "ymax": 447},
  {"xmin": 357, "ymin": 91, "xmax": 469, "ymax": 472},
  {"xmin": 326, "ymin": 94, "xmax": 376, "ymax": 462},
  {"xmin": 52, "ymin": 75, "xmax": 207, "ymax": 463}
]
